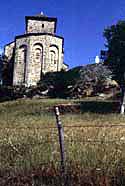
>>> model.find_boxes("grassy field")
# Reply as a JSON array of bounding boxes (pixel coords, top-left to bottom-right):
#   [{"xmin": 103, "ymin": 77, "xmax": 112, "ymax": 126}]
[{"xmin": 0, "ymin": 98, "xmax": 125, "ymax": 185}]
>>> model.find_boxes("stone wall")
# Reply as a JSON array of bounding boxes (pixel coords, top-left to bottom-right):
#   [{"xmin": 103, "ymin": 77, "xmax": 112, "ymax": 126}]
[
  {"xmin": 27, "ymin": 20, "xmax": 55, "ymax": 34},
  {"xmin": 13, "ymin": 34, "xmax": 64, "ymax": 86},
  {"xmin": 4, "ymin": 42, "xmax": 15, "ymax": 61},
  {"xmin": 13, "ymin": 37, "xmax": 30, "ymax": 85}
]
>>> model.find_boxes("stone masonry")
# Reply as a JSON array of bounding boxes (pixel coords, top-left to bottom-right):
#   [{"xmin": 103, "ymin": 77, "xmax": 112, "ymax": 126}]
[{"xmin": 4, "ymin": 13, "xmax": 68, "ymax": 86}]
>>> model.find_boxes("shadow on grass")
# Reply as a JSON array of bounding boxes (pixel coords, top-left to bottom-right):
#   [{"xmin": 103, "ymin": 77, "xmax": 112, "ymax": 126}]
[
  {"xmin": 1, "ymin": 166, "xmax": 125, "ymax": 186},
  {"xmin": 58, "ymin": 100, "xmax": 120, "ymax": 114},
  {"xmin": 79, "ymin": 101, "xmax": 120, "ymax": 114}
]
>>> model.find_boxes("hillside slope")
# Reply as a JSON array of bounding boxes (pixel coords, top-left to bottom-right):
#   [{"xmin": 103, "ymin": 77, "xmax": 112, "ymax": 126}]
[
  {"xmin": 0, "ymin": 63, "xmax": 119, "ymax": 100},
  {"xmin": 39, "ymin": 63, "xmax": 116, "ymax": 98}
]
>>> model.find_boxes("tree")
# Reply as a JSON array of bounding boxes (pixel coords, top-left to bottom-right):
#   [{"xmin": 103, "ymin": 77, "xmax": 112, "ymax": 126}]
[
  {"xmin": 104, "ymin": 21, "xmax": 125, "ymax": 114},
  {"xmin": 0, "ymin": 54, "xmax": 14, "ymax": 85}
]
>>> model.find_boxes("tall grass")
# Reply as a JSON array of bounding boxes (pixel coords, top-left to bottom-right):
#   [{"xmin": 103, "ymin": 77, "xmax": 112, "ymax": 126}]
[{"xmin": 0, "ymin": 98, "xmax": 125, "ymax": 175}]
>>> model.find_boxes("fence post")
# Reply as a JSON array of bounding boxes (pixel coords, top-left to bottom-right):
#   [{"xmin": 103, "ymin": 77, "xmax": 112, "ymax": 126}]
[{"xmin": 54, "ymin": 106, "xmax": 65, "ymax": 174}]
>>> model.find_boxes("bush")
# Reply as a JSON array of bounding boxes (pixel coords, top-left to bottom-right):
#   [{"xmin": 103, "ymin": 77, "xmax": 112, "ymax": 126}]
[
  {"xmin": 0, "ymin": 63, "xmax": 112, "ymax": 101},
  {"xmin": 38, "ymin": 63, "xmax": 112, "ymax": 98}
]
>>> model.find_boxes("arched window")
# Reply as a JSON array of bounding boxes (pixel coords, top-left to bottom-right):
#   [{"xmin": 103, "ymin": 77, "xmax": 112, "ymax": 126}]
[
  {"xmin": 50, "ymin": 51, "xmax": 56, "ymax": 64},
  {"xmin": 35, "ymin": 48, "xmax": 42, "ymax": 60},
  {"xmin": 49, "ymin": 45, "xmax": 58, "ymax": 71},
  {"xmin": 33, "ymin": 43, "xmax": 43, "ymax": 63},
  {"xmin": 18, "ymin": 45, "xmax": 27, "ymax": 83},
  {"xmin": 32, "ymin": 43, "xmax": 43, "ymax": 82},
  {"xmin": 18, "ymin": 45, "xmax": 27, "ymax": 64}
]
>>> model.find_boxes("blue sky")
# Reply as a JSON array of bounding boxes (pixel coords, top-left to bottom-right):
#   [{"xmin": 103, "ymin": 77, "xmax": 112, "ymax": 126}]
[{"xmin": 0, "ymin": 0, "xmax": 125, "ymax": 68}]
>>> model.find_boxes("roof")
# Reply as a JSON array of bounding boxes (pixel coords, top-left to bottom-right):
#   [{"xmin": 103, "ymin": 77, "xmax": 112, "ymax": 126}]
[{"xmin": 25, "ymin": 13, "xmax": 57, "ymax": 22}]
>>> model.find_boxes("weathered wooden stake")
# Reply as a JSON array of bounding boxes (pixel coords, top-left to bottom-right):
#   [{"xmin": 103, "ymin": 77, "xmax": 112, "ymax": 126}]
[
  {"xmin": 54, "ymin": 106, "xmax": 65, "ymax": 174},
  {"xmin": 121, "ymin": 104, "xmax": 125, "ymax": 114}
]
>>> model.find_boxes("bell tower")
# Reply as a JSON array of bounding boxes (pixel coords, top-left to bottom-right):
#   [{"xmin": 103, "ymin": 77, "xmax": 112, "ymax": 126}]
[{"xmin": 25, "ymin": 12, "xmax": 57, "ymax": 34}]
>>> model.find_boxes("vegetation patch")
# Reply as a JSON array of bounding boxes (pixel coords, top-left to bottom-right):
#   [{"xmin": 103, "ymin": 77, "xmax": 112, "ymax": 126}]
[{"xmin": 0, "ymin": 99, "xmax": 125, "ymax": 185}]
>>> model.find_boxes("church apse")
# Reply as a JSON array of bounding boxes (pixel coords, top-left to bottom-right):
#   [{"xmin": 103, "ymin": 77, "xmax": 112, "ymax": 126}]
[{"xmin": 4, "ymin": 12, "xmax": 68, "ymax": 86}]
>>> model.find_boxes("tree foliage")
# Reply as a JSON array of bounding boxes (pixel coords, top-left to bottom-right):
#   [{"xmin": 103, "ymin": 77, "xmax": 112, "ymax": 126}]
[
  {"xmin": 104, "ymin": 21, "xmax": 125, "ymax": 86},
  {"xmin": 0, "ymin": 54, "xmax": 14, "ymax": 85}
]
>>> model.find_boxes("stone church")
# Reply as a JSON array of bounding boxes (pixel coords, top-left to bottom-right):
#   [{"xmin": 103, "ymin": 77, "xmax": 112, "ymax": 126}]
[{"xmin": 4, "ymin": 13, "xmax": 68, "ymax": 86}]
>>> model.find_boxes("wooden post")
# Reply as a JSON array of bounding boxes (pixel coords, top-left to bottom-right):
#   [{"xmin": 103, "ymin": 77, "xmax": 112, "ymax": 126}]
[
  {"xmin": 120, "ymin": 86, "xmax": 125, "ymax": 114},
  {"xmin": 54, "ymin": 106, "xmax": 65, "ymax": 174}
]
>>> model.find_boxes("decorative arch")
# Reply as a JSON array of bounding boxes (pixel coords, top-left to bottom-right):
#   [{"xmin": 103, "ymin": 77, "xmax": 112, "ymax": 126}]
[
  {"xmin": 49, "ymin": 45, "xmax": 59, "ymax": 71},
  {"xmin": 32, "ymin": 43, "xmax": 43, "ymax": 83},
  {"xmin": 33, "ymin": 43, "xmax": 43, "ymax": 63},
  {"xmin": 18, "ymin": 45, "xmax": 27, "ymax": 63},
  {"xmin": 18, "ymin": 45, "xmax": 27, "ymax": 83}
]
